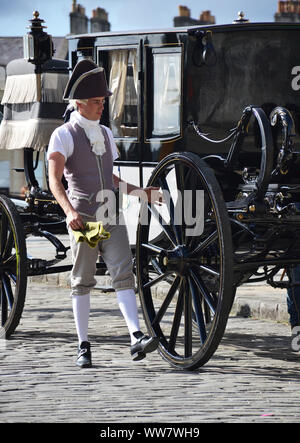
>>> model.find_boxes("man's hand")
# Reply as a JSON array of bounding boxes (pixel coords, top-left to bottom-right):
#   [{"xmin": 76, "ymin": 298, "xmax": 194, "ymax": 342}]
[
  {"xmin": 66, "ymin": 209, "xmax": 85, "ymax": 231},
  {"xmin": 113, "ymin": 175, "xmax": 164, "ymax": 206}
]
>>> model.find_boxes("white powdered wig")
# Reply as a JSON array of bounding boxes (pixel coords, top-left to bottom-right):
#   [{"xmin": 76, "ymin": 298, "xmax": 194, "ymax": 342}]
[{"xmin": 68, "ymin": 99, "xmax": 89, "ymax": 109}]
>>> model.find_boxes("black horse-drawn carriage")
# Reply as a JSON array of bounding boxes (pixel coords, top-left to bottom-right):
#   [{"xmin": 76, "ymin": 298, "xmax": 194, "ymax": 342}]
[{"xmin": 1, "ymin": 14, "xmax": 300, "ymax": 370}]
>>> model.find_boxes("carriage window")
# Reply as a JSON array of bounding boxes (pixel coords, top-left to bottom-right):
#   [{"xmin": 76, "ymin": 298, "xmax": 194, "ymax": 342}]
[
  {"xmin": 108, "ymin": 49, "xmax": 138, "ymax": 138},
  {"xmin": 152, "ymin": 50, "xmax": 181, "ymax": 137}
]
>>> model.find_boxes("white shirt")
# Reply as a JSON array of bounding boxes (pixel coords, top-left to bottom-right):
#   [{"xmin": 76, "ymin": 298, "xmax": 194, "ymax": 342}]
[{"xmin": 47, "ymin": 113, "xmax": 119, "ymax": 162}]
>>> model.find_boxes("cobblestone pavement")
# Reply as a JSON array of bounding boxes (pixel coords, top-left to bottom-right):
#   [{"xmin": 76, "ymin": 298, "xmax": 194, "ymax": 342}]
[{"xmin": 1, "ymin": 280, "xmax": 300, "ymax": 424}]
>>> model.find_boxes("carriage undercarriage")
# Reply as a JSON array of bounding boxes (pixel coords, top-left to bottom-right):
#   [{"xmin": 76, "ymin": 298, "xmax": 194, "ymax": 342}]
[{"xmin": 1, "ymin": 102, "xmax": 299, "ymax": 370}]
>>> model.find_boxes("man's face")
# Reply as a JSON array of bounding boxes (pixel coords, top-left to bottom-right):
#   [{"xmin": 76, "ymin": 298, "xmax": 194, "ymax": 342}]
[{"xmin": 77, "ymin": 97, "xmax": 106, "ymax": 121}]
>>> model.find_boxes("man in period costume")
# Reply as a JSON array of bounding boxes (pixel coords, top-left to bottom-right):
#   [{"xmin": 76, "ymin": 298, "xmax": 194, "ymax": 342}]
[{"xmin": 48, "ymin": 59, "xmax": 160, "ymax": 367}]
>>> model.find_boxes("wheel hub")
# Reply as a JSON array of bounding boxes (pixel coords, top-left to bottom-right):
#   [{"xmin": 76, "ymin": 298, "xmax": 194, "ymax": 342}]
[{"xmin": 160, "ymin": 245, "xmax": 190, "ymax": 276}]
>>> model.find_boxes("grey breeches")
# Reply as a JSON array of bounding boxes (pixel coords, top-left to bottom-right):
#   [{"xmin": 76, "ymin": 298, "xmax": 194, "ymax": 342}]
[{"xmin": 69, "ymin": 213, "xmax": 135, "ymax": 296}]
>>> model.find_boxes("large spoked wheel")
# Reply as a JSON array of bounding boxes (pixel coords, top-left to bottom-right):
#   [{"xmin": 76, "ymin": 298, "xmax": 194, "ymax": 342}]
[
  {"xmin": 0, "ymin": 195, "xmax": 27, "ymax": 339},
  {"xmin": 136, "ymin": 152, "xmax": 234, "ymax": 370}
]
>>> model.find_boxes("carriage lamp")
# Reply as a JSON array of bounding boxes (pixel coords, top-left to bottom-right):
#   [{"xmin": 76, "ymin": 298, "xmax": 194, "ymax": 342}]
[
  {"xmin": 23, "ymin": 11, "xmax": 54, "ymax": 73},
  {"xmin": 23, "ymin": 11, "xmax": 54, "ymax": 101}
]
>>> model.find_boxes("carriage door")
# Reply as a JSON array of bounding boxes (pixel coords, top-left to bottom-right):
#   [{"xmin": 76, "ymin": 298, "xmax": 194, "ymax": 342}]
[
  {"xmin": 142, "ymin": 44, "xmax": 183, "ymax": 227},
  {"xmin": 97, "ymin": 46, "xmax": 140, "ymax": 245}
]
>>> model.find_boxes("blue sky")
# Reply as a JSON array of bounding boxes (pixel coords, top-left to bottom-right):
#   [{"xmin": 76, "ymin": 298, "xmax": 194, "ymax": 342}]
[{"xmin": 0, "ymin": 0, "xmax": 279, "ymax": 36}]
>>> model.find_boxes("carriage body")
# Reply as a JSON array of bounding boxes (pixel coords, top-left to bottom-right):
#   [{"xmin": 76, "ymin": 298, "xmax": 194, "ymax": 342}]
[
  {"xmin": 1, "ymin": 20, "xmax": 300, "ymax": 369},
  {"xmin": 68, "ymin": 21, "xmax": 300, "ymax": 282},
  {"xmin": 68, "ymin": 21, "xmax": 300, "ymax": 160}
]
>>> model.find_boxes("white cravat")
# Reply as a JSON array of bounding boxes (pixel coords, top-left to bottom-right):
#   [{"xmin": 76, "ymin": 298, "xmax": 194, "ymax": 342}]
[{"xmin": 70, "ymin": 110, "xmax": 106, "ymax": 156}]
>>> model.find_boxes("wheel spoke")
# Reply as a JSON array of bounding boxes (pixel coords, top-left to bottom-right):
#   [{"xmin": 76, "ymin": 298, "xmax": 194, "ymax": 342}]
[
  {"xmin": 147, "ymin": 203, "xmax": 177, "ymax": 248},
  {"xmin": 168, "ymin": 279, "xmax": 184, "ymax": 352},
  {"xmin": 188, "ymin": 275, "xmax": 207, "ymax": 344},
  {"xmin": 152, "ymin": 275, "xmax": 181, "ymax": 326},
  {"xmin": 6, "ymin": 271, "xmax": 17, "ymax": 285},
  {"xmin": 157, "ymin": 176, "xmax": 182, "ymax": 245},
  {"xmin": 2, "ymin": 255, "xmax": 17, "ymax": 277},
  {"xmin": 194, "ymin": 263, "xmax": 220, "ymax": 278},
  {"xmin": 0, "ymin": 213, "xmax": 8, "ymax": 259},
  {"xmin": 2, "ymin": 274, "xmax": 14, "ymax": 309},
  {"xmin": 143, "ymin": 271, "xmax": 171, "ymax": 289},
  {"xmin": 190, "ymin": 229, "xmax": 218, "ymax": 257},
  {"xmin": 1, "ymin": 282, "xmax": 8, "ymax": 326},
  {"xmin": 141, "ymin": 242, "xmax": 164, "ymax": 254},
  {"xmin": 183, "ymin": 278, "xmax": 193, "ymax": 357},
  {"xmin": 189, "ymin": 268, "xmax": 217, "ymax": 314},
  {"xmin": 150, "ymin": 257, "xmax": 163, "ymax": 274},
  {"xmin": 174, "ymin": 163, "xmax": 186, "ymax": 244},
  {"xmin": 2, "ymin": 230, "xmax": 14, "ymax": 260}
]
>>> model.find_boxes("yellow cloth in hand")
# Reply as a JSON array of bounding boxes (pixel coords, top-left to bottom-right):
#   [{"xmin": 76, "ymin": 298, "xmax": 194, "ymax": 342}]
[{"xmin": 72, "ymin": 221, "xmax": 110, "ymax": 248}]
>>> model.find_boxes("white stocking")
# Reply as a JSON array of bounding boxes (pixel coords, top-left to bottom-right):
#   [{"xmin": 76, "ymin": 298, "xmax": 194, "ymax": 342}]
[
  {"xmin": 117, "ymin": 289, "xmax": 140, "ymax": 344},
  {"xmin": 72, "ymin": 293, "xmax": 90, "ymax": 345}
]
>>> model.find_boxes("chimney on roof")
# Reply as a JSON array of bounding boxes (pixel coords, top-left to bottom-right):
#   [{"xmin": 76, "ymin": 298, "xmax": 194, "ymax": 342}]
[
  {"xmin": 178, "ymin": 5, "xmax": 191, "ymax": 17},
  {"xmin": 278, "ymin": 1, "xmax": 285, "ymax": 12},
  {"xmin": 275, "ymin": 0, "xmax": 300, "ymax": 22},
  {"xmin": 70, "ymin": 0, "xmax": 88, "ymax": 34},
  {"xmin": 199, "ymin": 10, "xmax": 215, "ymax": 24},
  {"xmin": 90, "ymin": 7, "xmax": 111, "ymax": 32},
  {"xmin": 174, "ymin": 5, "xmax": 216, "ymax": 26}
]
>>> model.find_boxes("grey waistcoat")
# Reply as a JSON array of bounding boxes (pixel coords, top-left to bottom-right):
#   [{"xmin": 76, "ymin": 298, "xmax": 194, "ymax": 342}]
[{"xmin": 64, "ymin": 122, "xmax": 114, "ymax": 217}]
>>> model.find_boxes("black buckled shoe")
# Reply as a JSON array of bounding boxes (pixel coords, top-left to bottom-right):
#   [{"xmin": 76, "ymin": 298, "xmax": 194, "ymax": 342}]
[
  {"xmin": 130, "ymin": 331, "xmax": 159, "ymax": 361},
  {"xmin": 76, "ymin": 341, "xmax": 92, "ymax": 368}
]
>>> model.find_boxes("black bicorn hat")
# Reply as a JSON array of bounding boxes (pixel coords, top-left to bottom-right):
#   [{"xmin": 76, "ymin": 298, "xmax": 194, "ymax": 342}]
[{"xmin": 63, "ymin": 59, "xmax": 112, "ymax": 101}]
